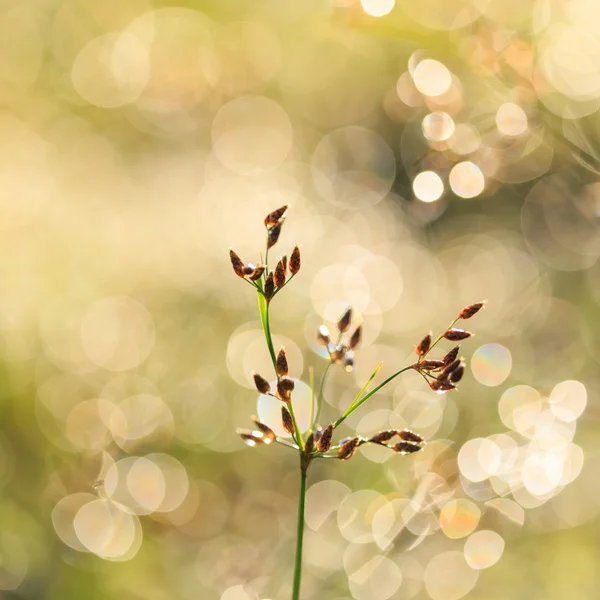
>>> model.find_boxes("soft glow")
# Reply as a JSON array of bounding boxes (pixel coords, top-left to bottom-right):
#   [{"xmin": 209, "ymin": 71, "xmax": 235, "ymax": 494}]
[
  {"xmin": 496, "ymin": 103, "xmax": 528, "ymax": 136},
  {"xmin": 449, "ymin": 161, "xmax": 485, "ymax": 198},
  {"xmin": 413, "ymin": 171, "xmax": 444, "ymax": 202},
  {"xmin": 549, "ymin": 380, "xmax": 587, "ymax": 422},
  {"xmin": 257, "ymin": 379, "xmax": 312, "ymax": 437},
  {"xmin": 440, "ymin": 499, "xmax": 481, "ymax": 539},
  {"xmin": 464, "ymin": 530, "xmax": 505, "ymax": 569},
  {"xmin": 413, "ymin": 60, "xmax": 452, "ymax": 97},
  {"xmin": 471, "ymin": 343, "xmax": 512, "ymax": 386},
  {"xmin": 360, "ymin": 0, "xmax": 395, "ymax": 17},
  {"xmin": 422, "ymin": 111, "xmax": 455, "ymax": 142},
  {"xmin": 424, "ymin": 551, "xmax": 479, "ymax": 600}
]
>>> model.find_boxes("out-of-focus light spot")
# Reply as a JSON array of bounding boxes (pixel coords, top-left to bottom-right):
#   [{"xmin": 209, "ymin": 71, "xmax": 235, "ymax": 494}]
[
  {"xmin": 348, "ymin": 555, "xmax": 402, "ymax": 600},
  {"xmin": 212, "ymin": 95, "xmax": 293, "ymax": 175},
  {"xmin": 372, "ymin": 498, "xmax": 408, "ymax": 549},
  {"xmin": 549, "ymin": 380, "xmax": 587, "ymax": 422},
  {"xmin": 257, "ymin": 379, "xmax": 311, "ymax": 437},
  {"xmin": 439, "ymin": 498, "xmax": 481, "ymax": 538},
  {"xmin": 65, "ymin": 399, "xmax": 111, "ymax": 451},
  {"xmin": 449, "ymin": 161, "xmax": 485, "ymax": 198},
  {"xmin": 71, "ymin": 33, "xmax": 149, "ymax": 108},
  {"xmin": 337, "ymin": 490, "xmax": 385, "ymax": 543},
  {"xmin": 422, "ymin": 111, "xmax": 455, "ymax": 142},
  {"xmin": 396, "ymin": 72, "xmax": 423, "ymax": 107},
  {"xmin": 458, "ymin": 438, "xmax": 501, "ymax": 482},
  {"xmin": 471, "ymin": 343, "xmax": 512, "ymax": 386},
  {"xmin": 413, "ymin": 171, "xmax": 444, "ymax": 203},
  {"xmin": 310, "ymin": 264, "xmax": 370, "ymax": 318},
  {"xmin": 360, "ymin": 0, "xmax": 395, "ymax": 17},
  {"xmin": 424, "ymin": 551, "xmax": 479, "ymax": 600},
  {"xmin": 52, "ymin": 493, "xmax": 98, "ymax": 552},
  {"xmin": 464, "ymin": 530, "xmax": 505, "ymax": 569},
  {"xmin": 80, "ymin": 296, "xmax": 155, "ymax": 371},
  {"xmin": 146, "ymin": 453, "xmax": 189, "ymax": 512},
  {"xmin": 221, "ymin": 585, "xmax": 253, "ymax": 600},
  {"xmin": 499, "ymin": 385, "xmax": 542, "ymax": 436},
  {"xmin": 496, "ymin": 103, "xmax": 528, "ymax": 136},
  {"xmin": 447, "ymin": 123, "xmax": 481, "ymax": 155},
  {"xmin": 306, "ymin": 480, "xmax": 351, "ymax": 530},
  {"xmin": 485, "ymin": 497, "xmax": 525, "ymax": 526},
  {"xmin": 125, "ymin": 457, "xmax": 166, "ymax": 512},
  {"xmin": 413, "ymin": 60, "xmax": 452, "ymax": 97},
  {"xmin": 311, "ymin": 126, "xmax": 396, "ymax": 210},
  {"xmin": 522, "ymin": 451, "xmax": 564, "ymax": 496}
]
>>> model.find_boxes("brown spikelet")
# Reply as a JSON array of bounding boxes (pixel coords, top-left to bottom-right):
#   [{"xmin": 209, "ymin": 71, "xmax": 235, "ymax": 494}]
[
  {"xmin": 304, "ymin": 433, "xmax": 315, "ymax": 454},
  {"xmin": 443, "ymin": 328, "xmax": 472, "ymax": 341},
  {"xmin": 281, "ymin": 406, "xmax": 294, "ymax": 434},
  {"xmin": 264, "ymin": 272, "xmax": 275, "ymax": 301},
  {"xmin": 439, "ymin": 358, "xmax": 462, "ymax": 381},
  {"xmin": 398, "ymin": 429, "xmax": 424, "ymax": 444},
  {"xmin": 265, "ymin": 205, "xmax": 288, "ymax": 228},
  {"xmin": 449, "ymin": 365, "xmax": 465, "ymax": 383},
  {"xmin": 393, "ymin": 441, "xmax": 421, "ymax": 454},
  {"xmin": 251, "ymin": 417, "xmax": 276, "ymax": 443},
  {"xmin": 337, "ymin": 307, "xmax": 352, "ymax": 333},
  {"xmin": 253, "ymin": 373, "xmax": 271, "ymax": 394},
  {"xmin": 417, "ymin": 359, "xmax": 445, "ymax": 371},
  {"xmin": 274, "ymin": 260, "xmax": 286, "ymax": 288},
  {"xmin": 281, "ymin": 256, "xmax": 287, "ymax": 272},
  {"xmin": 243, "ymin": 264, "xmax": 255, "ymax": 275},
  {"xmin": 229, "ymin": 250, "xmax": 245, "ymax": 278},
  {"xmin": 267, "ymin": 221, "xmax": 283, "ymax": 249},
  {"xmin": 317, "ymin": 424, "xmax": 333, "ymax": 452},
  {"xmin": 317, "ymin": 325, "xmax": 330, "ymax": 346},
  {"xmin": 237, "ymin": 429, "xmax": 264, "ymax": 446},
  {"xmin": 248, "ymin": 266, "xmax": 265, "ymax": 281},
  {"xmin": 277, "ymin": 377, "xmax": 295, "ymax": 401},
  {"xmin": 337, "ymin": 437, "xmax": 359, "ymax": 460},
  {"xmin": 276, "ymin": 348, "xmax": 289, "ymax": 377},
  {"xmin": 442, "ymin": 346, "xmax": 460, "ymax": 366},
  {"xmin": 370, "ymin": 430, "xmax": 398, "ymax": 444},
  {"xmin": 429, "ymin": 379, "xmax": 456, "ymax": 393},
  {"xmin": 415, "ymin": 333, "xmax": 432, "ymax": 357},
  {"xmin": 349, "ymin": 325, "xmax": 362, "ymax": 350},
  {"xmin": 330, "ymin": 345, "xmax": 346, "ymax": 364},
  {"xmin": 289, "ymin": 246, "xmax": 301, "ymax": 274},
  {"xmin": 459, "ymin": 301, "xmax": 486, "ymax": 320}
]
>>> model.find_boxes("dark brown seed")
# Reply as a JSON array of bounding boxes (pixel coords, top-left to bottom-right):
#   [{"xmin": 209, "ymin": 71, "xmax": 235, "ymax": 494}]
[
  {"xmin": 442, "ymin": 346, "xmax": 460, "ymax": 366},
  {"xmin": 243, "ymin": 264, "xmax": 255, "ymax": 275},
  {"xmin": 279, "ymin": 377, "xmax": 295, "ymax": 392},
  {"xmin": 344, "ymin": 354, "xmax": 354, "ymax": 372},
  {"xmin": 229, "ymin": 250, "xmax": 245, "ymax": 278},
  {"xmin": 418, "ymin": 359, "xmax": 445, "ymax": 371},
  {"xmin": 317, "ymin": 424, "xmax": 333, "ymax": 452},
  {"xmin": 337, "ymin": 437, "xmax": 359, "ymax": 460},
  {"xmin": 337, "ymin": 307, "xmax": 352, "ymax": 333},
  {"xmin": 449, "ymin": 365, "xmax": 465, "ymax": 383},
  {"xmin": 251, "ymin": 417, "xmax": 276, "ymax": 443},
  {"xmin": 276, "ymin": 348, "xmax": 289, "ymax": 377},
  {"xmin": 248, "ymin": 265, "xmax": 265, "ymax": 281},
  {"xmin": 393, "ymin": 441, "xmax": 421, "ymax": 454},
  {"xmin": 330, "ymin": 345, "xmax": 346, "ymax": 364},
  {"xmin": 443, "ymin": 328, "xmax": 472, "ymax": 341},
  {"xmin": 277, "ymin": 379, "xmax": 292, "ymax": 402},
  {"xmin": 439, "ymin": 358, "xmax": 462, "ymax": 381},
  {"xmin": 267, "ymin": 221, "xmax": 283, "ymax": 249},
  {"xmin": 313, "ymin": 427, "xmax": 323, "ymax": 443},
  {"xmin": 398, "ymin": 429, "xmax": 424, "ymax": 444},
  {"xmin": 429, "ymin": 379, "xmax": 456, "ymax": 393},
  {"xmin": 317, "ymin": 325, "xmax": 330, "ymax": 346},
  {"xmin": 281, "ymin": 256, "xmax": 288, "ymax": 272},
  {"xmin": 237, "ymin": 429, "xmax": 263, "ymax": 446},
  {"xmin": 370, "ymin": 430, "xmax": 398, "ymax": 444},
  {"xmin": 253, "ymin": 373, "xmax": 271, "ymax": 394},
  {"xmin": 305, "ymin": 433, "xmax": 315, "ymax": 453},
  {"xmin": 274, "ymin": 259, "xmax": 286, "ymax": 288},
  {"xmin": 264, "ymin": 272, "xmax": 275, "ymax": 300},
  {"xmin": 459, "ymin": 301, "xmax": 486, "ymax": 320},
  {"xmin": 349, "ymin": 326, "xmax": 362, "ymax": 350},
  {"xmin": 415, "ymin": 333, "xmax": 432, "ymax": 357},
  {"xmin": 289, "ymin": 246, "xmax": 301, "ymax": 274},
  {"xmin": 281, "ymin": 406, "xmax": 294, "ymax": 434},
  {"xmin": 264, "ymin": 205, "xmax": 288, "ymax": 228}
]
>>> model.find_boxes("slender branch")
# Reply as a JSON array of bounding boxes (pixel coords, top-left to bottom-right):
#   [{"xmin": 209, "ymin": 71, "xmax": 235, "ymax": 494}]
[
  {"xmin": 424, "ymin": 316, "xmax": 459, "ymax": 359},
  {"xmin": 313, "ymin": 361, "xmax": 332, "ymax": 427},
  {"xmin": 275, "ymin": 438, "xmax": 299, "ymax": 450},
  {"xmin": 292, "ymin": 458, "xmax": 308, "ymax": 600},
  {"xmin": 308, "ymin": 367, "xmax": 315, "ymax": 435}
]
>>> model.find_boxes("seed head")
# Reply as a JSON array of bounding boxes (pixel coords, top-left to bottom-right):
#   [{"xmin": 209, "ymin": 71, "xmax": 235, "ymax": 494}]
[
  {"xmin": 281, "ymin": 255, "xmax": 288, "ymax": 272},
  {"xmin": 418, "ymin": 359, "xmax": 445, "ymax": 371},
  {"xmin": 337, "ymin": 307, "xmax": 352, "ymax": 333},
  {"xmin": 289, "ymin": 246, "xmax": 301, "ymax": 274},
  {"xmin": 264, "ymin": 205, "xmax": 288, "ymax": 228},
  {"xmin": 253, "ymin": 373, "xmax": 271, "ymax": 394},
  {"xmin": 281, "ymin": 406, "xmax": 294, "ymax": 434},
  {"xmin": 429, "ymin": 379, "xmax": 456, "ymax": 394},
  {"xmin": 267, "ymin": 221, "xmax": 283, "ymax": 249},
  {"xmin": 229, "ymin": 250, "xmax": 245, "ymax": 278},
  {"xmin": 449, "ymin": 365, "xmax": 465, "ymax": 383},
  {"xmin": 370, "ymin": 430, "xmax": 398, "ymax": 444},
  {"xmin": 317, "ymin": 424, "xmax": 333, "ymax": 452},
  {"xmin": 338, "ymin": 437, "xmax": 359, "ymax": 460},
  {"xmin": 439, "ymin": 358, "xmax": 462, "ymax": 381},
  {"xmin": 237, "ymin": 429, "xmax": 264, "ymax": 447},
  {"xmin": 276, "ymin": 348, "xmax": 289, "ymax": 377},
  {"xmin": 264, "ymin": 272, "xmax": 275, "ymax": 301},
  {"xmin": 443, "ymin": 328, "xmax": 472, "ymax": 341},
  {"xmin": 415, "ymin": 333, "xmax": 432, "ymax": 357},
  {"xmin": 349, "ymin": 325, "xmax": 362, "ymax": 350},
  {"xmin": 274, "ymin": 259, "xmax": 286, "ymax": 288},
  {"xmin": 330, "ymin": 345, "xmax": 346, "ymax": 364},
  {"xmin": 277, "ymin": 377, "xmax": 295, "ymax": 401},
  {"xmin": 317, "ymin": 325, "xmax": 330, "ymax": 346},
  {"xmin": 251, "ymin": 416, "xmax": 276, "ymax": 443},
  {"xmin": 305, "ymin": 433, "xmax": 315, "ymax": 454},
  {"xmin": 248, "ymin": 265, "xmax": 265, "ymax": 281},
  {"xmin": 344, "ymin": 353, "xmax": 354, "ymax": 372},
  {"xmin": 459, "ymin": 300, "xmax": 486, "ymax": 320},
  {"xmin": 398, "ymin": 429, "xmax": 424, "ymax": 444},
  {"xmin": 442, "ymin": 346, "xmax": 460, "ymax": 365},
  {"xmin": 393, "ymin": 441, "xmax": 421, "ymax": 454}
]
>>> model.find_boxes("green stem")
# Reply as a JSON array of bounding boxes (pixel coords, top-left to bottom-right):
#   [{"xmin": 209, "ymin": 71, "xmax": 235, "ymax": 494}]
[
  {"xmin": 313, "ymin": 361, "xmax": 332, "ymax": 427},
  {"xmin": 425, "ymin": 317, "xmax": 459, "ymax": 359},
  {"xmin": 292, "ymin": 458, "xmax": 308, "ymax": 600}
]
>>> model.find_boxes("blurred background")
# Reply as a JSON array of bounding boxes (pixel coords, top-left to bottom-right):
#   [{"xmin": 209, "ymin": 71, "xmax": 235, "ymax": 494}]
[{"xmin": 1, "ymin": 0, "xmax": 599, "ymax": 598}]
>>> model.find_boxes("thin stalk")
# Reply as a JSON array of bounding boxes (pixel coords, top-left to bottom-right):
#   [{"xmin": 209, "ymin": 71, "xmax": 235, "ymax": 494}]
[
  {"xmin": 424, "ymin": 317, "xmax": 459, "ymax": 359},
  {"xmin": 313, "ymin": 361, "xmax": 332, "ymax": 427},
  {"xmin": 308, "ymin": 367, "xmax": 315, "ymax": 435},
  {"xmin": 292, "ymin": 458, "xmax": 308, "ymax": 600}
]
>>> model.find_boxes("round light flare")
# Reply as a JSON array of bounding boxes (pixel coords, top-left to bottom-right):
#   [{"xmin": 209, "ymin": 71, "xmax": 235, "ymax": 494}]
[
  {"xmin": 360, "ymin": 0, "xmax": 395, "ymax": 17},
  {"xmin": 498, "ymin": 385, "xmax": 542, "ymax": 436},
  {"xmin": 52, "ymin": 493, "xmax": 98, "ymax": 552},
  {"xmin": 424, "ymin": 551, "xmax": 479, "ymax": 600},
  {"xmin": 337, "ymin": 490, "xmax": 386, "ymax": 544},
  {"xmin": 413, "ymin": 60, "xmax": 452, "ymax": 97},
  {"xmin": 449, "ymin": 161, "xmax": 485, "ymax": 199},
  {"xmin": 549, "ymin": 380, "xmax": 587, "ymax": 423},
  {"xmin": 347, "ymin": 555, "xmax": 402, "ymax": 600},
  {"xmin": 422, "ymin": 111, "xmax": 455, "ymax": 142},
  {"xmin": 458, "ymin": 437, "xmax": 502, "ymax": 482},
  {"xmin": 464, "ymin": 530, "xmax": 505, "ymax": 569},
  {"xmin": 125, "ymin": 457, "xmax": 166, "ymax": 513},
  {"xmin": 305, "ymin": 480, "xmax": 351, "ymax": 531},
  {"xmin": 496, "ymin": 103, "xmax": 528, "ymax": 136},
  {"xmin": 256, "ymin": 379, "xmax": 312, "ymax": 437},
  {"xmin": 413, "ymin": 171, "xmax": 444, "ymax": 203},
  {"xmin": 439, "ymin": 499, "xmax": 481, "ymax": 539},
  {"xmin": 471, "ymin": 343, "xmax": 512, "ymax": 387},
  {"xmin": 522, "ymin": 451, "xmax": 564, "ymax": 496}
]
